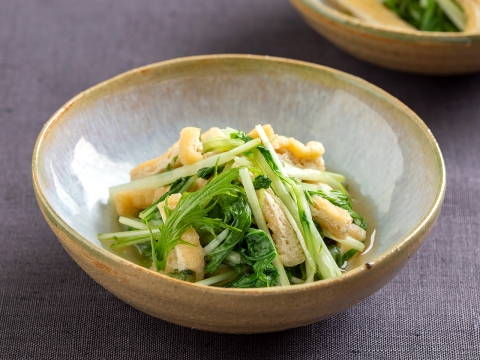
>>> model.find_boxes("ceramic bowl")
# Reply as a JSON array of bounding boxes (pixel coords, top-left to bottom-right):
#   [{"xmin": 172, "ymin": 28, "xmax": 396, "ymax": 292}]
[
  {"xmin": 32, "ymin": 55, "xmax": 445, "ymax": 333},
  {"xmin": 290, "ymin": 0, "xmax": 480, "ymax": 75}
]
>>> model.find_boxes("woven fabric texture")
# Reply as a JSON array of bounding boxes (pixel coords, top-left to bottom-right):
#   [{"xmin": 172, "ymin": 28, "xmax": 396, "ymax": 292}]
[{"xmin": 0, "ymin": 1, "xmax": 479, "ymax": 359}]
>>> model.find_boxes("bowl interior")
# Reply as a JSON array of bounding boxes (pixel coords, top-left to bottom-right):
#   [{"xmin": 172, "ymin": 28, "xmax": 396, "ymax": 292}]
[{"xmin": 35, "ymin": 55, "xmax": 443, "ymax": 270}]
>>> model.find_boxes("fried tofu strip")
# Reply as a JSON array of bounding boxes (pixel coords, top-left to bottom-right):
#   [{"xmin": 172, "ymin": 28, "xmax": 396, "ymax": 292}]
[
  {"xmin": 261, "ymin": 189, "xmax": 305, "ymax": 267},
  {"xmin": 163, "ymin": 228, "xmax": 205, "ymax": 281},
  {"xmin": 310, "ymin": 195, "xmax": 366, "ymax": 241},
  {"xmin": 249, "ymin": 124, "xmax": 326, "ymax": 171},
  {"xmin": 201, "ymin": 127, "xmax": 225, "ymax": 141},
  {"xmin": 248, "ymin": 124, "xmax": 275, "ymax": 139},
  {"xmin": 114, "ymin": 186, "xmax": 169, "ymax": 217},
  {"xmin": 156, "ymin": 194, "xmax": 205, "ymax": 281},
  {"xmin": 347, "ymin": 223, "xmax": 367, "ymax": 241},
  {"xmin": 130, "ymin": 142, "xmax": 181, "ymax": 181},
  {"xmin": 273, "ymin": 136, "xmax": 325, "ymax": 171},
  {"xmin": 178, "ymin": 127, "xmax": 203, "ymax": 165},
  {"xmin": 130, "ymin": 127, "xmax": 223, "ymax": 181}
]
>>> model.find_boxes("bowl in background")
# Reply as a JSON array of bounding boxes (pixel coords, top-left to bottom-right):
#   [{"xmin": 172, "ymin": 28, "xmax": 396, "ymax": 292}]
[
  {"xmin": 290, "ymin": 0, "xmax": 480, "ymax": 75},
  {"xmin": 32, "ymin": 55, "xmax": 445, "ymax": 333}
]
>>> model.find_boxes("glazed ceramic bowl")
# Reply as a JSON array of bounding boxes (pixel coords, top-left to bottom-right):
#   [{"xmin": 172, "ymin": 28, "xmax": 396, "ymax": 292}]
[
  {"xmin": 290, "ymin": 0, "xmax": 480, "ymax": 75},
  {"xmin": 32, "ymin": 55, "xmax": 445, "ymax": 333}
]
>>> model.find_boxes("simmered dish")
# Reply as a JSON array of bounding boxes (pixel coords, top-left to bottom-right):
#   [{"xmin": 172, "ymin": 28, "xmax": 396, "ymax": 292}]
[
  {"xmin": 100, "ymin": 125, "xmax": 368, "ymax": 287},
  {"xmin": 327, "ymin": 0, "xmax": 471, "ymax": 32}
]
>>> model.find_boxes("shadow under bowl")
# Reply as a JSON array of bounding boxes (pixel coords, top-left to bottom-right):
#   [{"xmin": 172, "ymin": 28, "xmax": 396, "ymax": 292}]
[{"xmin": 32, "ymin": 54, "xmax": 445, "ymax": 333}]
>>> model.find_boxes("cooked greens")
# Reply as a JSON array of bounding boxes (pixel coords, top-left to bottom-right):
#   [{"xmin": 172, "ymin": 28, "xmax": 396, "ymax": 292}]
[
  {"xmin": 168, "ymin": 269, "xmax": 197, "ymax": 282},
  {"xmin": 197, "ymin": 165, "xmax": 225, "ymax": 180},
  {"xmin": 151, "ymin": 168, "xmax": 243, "ymax": 271},
  {"xmin": 383, "ymin": 0, "xmax": 465, "ymax": 31},
  {"xmin": 101, "ymin": 124, "xmax": 370, "ymax": 288},
  {"xmin": 226, "ymin": 229, "xmax": 279, "ymax": 288},
  {"xmin": 252, "ymin": 175, "xmax": 272, "ymax": 190},
  {"xmin": 204, "ymin": 194, "xmax": 252, "ymax": 274}
]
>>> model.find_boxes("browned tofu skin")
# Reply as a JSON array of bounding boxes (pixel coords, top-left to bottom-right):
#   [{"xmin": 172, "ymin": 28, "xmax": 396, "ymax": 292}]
[
  {"xmin": 164, "ymin": 228, "xmax": 205, "ymax": 281},
  {"xmin": 178, "ymin": 127, "xmax": 203, "ymax": 165},
  {"xmin": 273, "ymin": 136, "xmax": 325, "ymax": 171},
  {"xmin": 114, "ymin": 187, "xmax": 168, "ymax": 217},
  {"xmin": 158, "ymin": 193, "xmax": 182, "ymax": 221},
  {"xmin": 310, "ymin": 195, "xmax": 366, "ymax": 241},
  {"xmin": 248, "ymin": 124, "xmax": 326, "ymax": 171},
  {"xmin": 248, "ymin": 124, "xmax": 275, "ymax": 139},
  {"xmin": 347, "ymin": 223, "xmax": 367, "ymax": 241},
  {"xmin": 129, "ymin": 127, "xmax": 224, "ymax": 182},
  {"xmin": 201, "ymin": 127, "xmax": 224, "ymax": 141},
  {"xmin": 130, "ymin": 142, "xmax": 181, "ymax": 181},
  {"xmin": 311, "ymin": 195, "xmax": 352, "ymax": 240},
  {"xmin": 261, "ymin": 189, "xmax": 305, "ymax": 267}
]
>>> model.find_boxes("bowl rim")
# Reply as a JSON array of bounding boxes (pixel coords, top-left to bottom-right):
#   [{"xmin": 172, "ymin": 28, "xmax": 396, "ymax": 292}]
[
  {"xmin": 291, "ymin": 0, "xmax": 480, "ymax": 42},
  {"xmin": 32, "ymin": 54, "xmax": 446, "ymax": 295}
]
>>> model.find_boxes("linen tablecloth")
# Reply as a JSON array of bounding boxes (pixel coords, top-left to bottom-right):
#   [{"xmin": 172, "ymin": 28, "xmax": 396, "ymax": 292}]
[{"xmin": 1, "ymin": 1, "xmax": 479, "ymax": 358}]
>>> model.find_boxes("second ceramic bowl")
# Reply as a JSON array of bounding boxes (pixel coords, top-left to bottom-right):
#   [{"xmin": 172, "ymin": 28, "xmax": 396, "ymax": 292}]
[{"xmin": 290, "ymin": 0, "xmax": 480, "ymax": 75}]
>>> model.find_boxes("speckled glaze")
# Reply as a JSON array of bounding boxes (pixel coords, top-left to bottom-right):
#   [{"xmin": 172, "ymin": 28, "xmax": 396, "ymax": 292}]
[
  {"xmin": 290, "ymin": 0, "xmax": 480, "ymax": 75},
  {"xmin": 32, "ymin": 55, "xmax": 445, "ymax": 333}
]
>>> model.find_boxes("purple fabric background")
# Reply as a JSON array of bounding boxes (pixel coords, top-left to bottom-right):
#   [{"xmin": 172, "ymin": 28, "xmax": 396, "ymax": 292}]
[{"xmin": 1, "ymin": 1, "xmax": 479, "ymax": 358}]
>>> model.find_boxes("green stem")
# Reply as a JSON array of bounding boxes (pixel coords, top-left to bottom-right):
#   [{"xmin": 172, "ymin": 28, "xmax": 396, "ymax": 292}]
[
  {"xmin": 195, "ymin": 271, "xmax": 236, "ymax": 286},
  {"xmin": 109, "ymin": 138, "xmax": 261, "ymax": 196}
]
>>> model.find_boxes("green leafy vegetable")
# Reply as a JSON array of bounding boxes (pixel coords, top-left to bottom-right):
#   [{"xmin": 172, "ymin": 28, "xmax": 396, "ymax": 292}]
[
  {"xmin": 105, "ymin": 125, "xmax": 369, "ymax": 288},
  {"xmin": 257, "ymin": 145, "xmax": 279, "ymax": 170},
  {"xmin": 255, "ymin": 266, "xmax": 280, "ymax": 288},
  {"xmin": 135, "ymin": 242, "xmax": 152, "ymax": 259},
  {"xmin": 151, "ymin": 168, "xmax": 244, "ymax": 271},
  {"xmin": 240, "ymin": 229, "xmax": 276, "ymax": 265},
  {"xmin": 226, "ymin": 229, "xmax": 279, "ymax": 288},
  {"xmin": 167, "ymin": 270, "xmax": 196, "ymax": 282},
  {"xmin": 384, "ymin": 0, "xmax": 464, "ymax": 31},
  {"xmin": 328, "ymin": 245, "xmax": 343, "ymax": 268},
  {"xmin": 309, "ymin": 188, "xmax": 367, "ymax": 231},
  {"xmin": 197, "ymin": 165, "xmax": 225, "ymax": 180},
  {"xmin": 230, "ymin": 130, "xmax": 253, "ymax": 143},
  {"xmin": 252, "ymin": 175, "xmax": 272, "ymax": 190},
  {"xmin": 205, "ymin": 194, "xmax": 252, "ymax": 274},
  {"xmin": 226, "ymin": 265, "xmax": 279, "ymax": 288},
  {"xmin": 343, "ymin": 248, "xmax": 359, "ymax": 262},
  {"xmin": 284, "ymin": 266, "xmax": 300, "ymax": 282}
]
